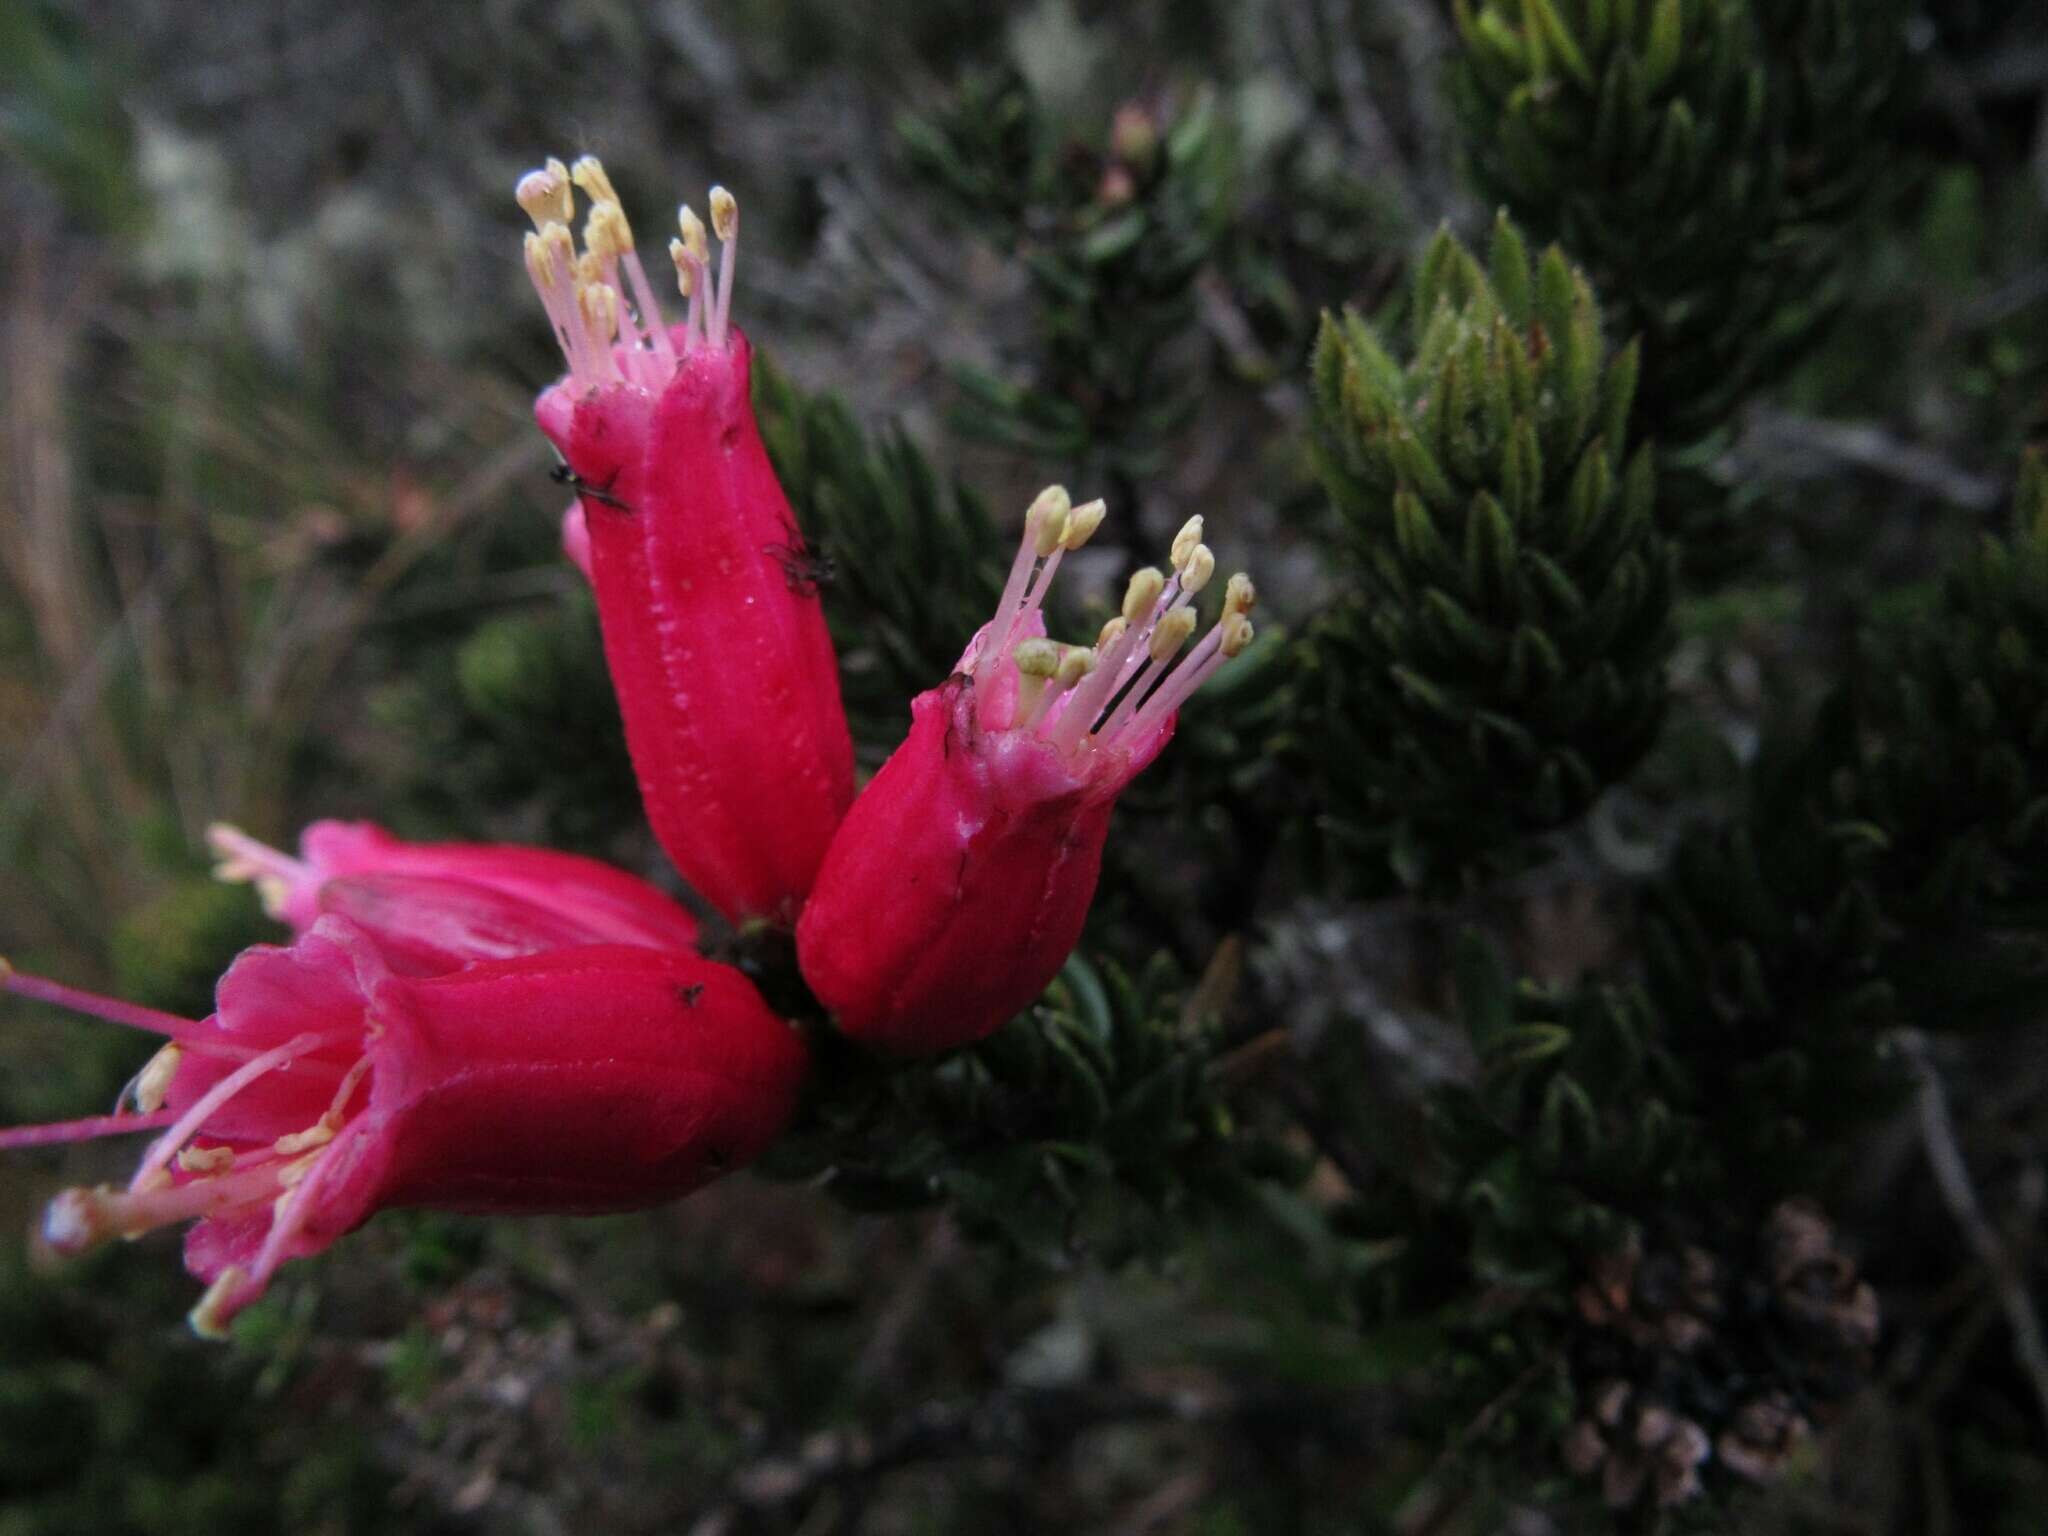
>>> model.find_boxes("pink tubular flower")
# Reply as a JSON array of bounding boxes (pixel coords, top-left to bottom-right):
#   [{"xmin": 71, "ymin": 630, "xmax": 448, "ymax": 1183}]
[
  {"xmin": 518, "ymin": 157, "xmax": 853, "ymax": 925},
  {"xmin": 0, "ymin": 921, "xmax": 806, "ymax": 1334},
  {"xmin": 797, "ymin": 488, "xmax": 1255, "ymax": 1055},
  {"xmin": 206, "ymin": 820, "xmax": 699, "ymax": 975}
]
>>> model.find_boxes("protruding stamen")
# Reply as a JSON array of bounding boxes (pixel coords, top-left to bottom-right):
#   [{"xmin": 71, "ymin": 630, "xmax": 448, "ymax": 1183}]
[
  {"xmin": 583, "ymin": 199, "xmax": 633, "ymax": 263},
  {"xmin": 1223, "ymin": 572, "xmax": 1256, "ymax": 621},
  {"xmin": 206, "ymin": 823, "xmax": 312, "ymax": 921},
  {"xmin": 3, "ymin": 964, "xmax": 210, "ymax": 1044},
  {"xmin": 1170, "ymin": 516, "xmax": 1205, "ymax": 570},
  {"xmin": 189, "ymin": 1266, "xmax": 247, "ymax": 1339},
  {"xmin": 514, "ymin": 158, "xmax": 573, "ymax": 230},
  {"xmin": 676, "ymin": 205, "xmax": 710, "ymax": 343},
  {"xmin": 180, "ymin": 1144, "xmax": 236, "ymax": 1175},
  {"xmin": 1012, "ymin": 638, "xmax": 1061, "ymax": 724},
  {"xmin": 1096, "ymin": 617, "xmax": 1128, "ymax": 651},
  {"xmin": 569, "ymin": 156, "xmax": 621, "ymax": 209},
  {"xmin": 135, "ymin": 1044, "xmax": 182, "ymax": 1114},
  {"xmin": 709, "ymin": 185, "xmax": 738, "ymax": 242},
  {"xmin": 708, "ymin": 185, "xmax": 739, "ymax": 349},
  {"xmin": 130, "ymin": 1032, "xmax": 336, "ymax": 1191},
  {"xmin": 1179, "ymin": 544, "xmax": 1216, "ymax": 597},
  {"xmin": 1061, "ymin": 498, "xmax": 1107, "ymax": 550},
  {"xmin": 678, "ymin": 205, "xmax": 710, "ymax": 264},
  {"xmin": 1025, "ymin": 645, "xmax": 1098, "ymax": 733},
  {"xmin": 0, "ymin": 1108, "xmax": 177, "ymax": 1154},
  {"xmin": 1121, "ymin": 568, "xmax": 1166, "ymax": 625},
  {"xmin": 1034, "ymin": 504, "xmax": 1071, "ymax": 558},
  {"xmin": 1148, "ymin": 606, "xmax": 1198, "ymax": 663},
  {"xmin": 977, "ymin": 486, "xmax": 1071, "ymax": 690}
]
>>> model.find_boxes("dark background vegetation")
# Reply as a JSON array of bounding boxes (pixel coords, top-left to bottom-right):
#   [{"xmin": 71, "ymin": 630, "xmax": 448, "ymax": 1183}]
[{"xmin": 2, "ymin": 1, "xmax": 2046, "ymax": 1531}]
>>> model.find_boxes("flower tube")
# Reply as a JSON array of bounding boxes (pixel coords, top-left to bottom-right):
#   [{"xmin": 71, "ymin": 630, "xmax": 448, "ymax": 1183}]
[
  {"xmin": 518, "ymin": 157, "xmax": 852, "ymax": 924},
  {"xmin": 797, "ymin": 488, "xmax": 1254, "ymax": 1055},
  {"xmin": 2, "ymin": 920, "xmax": 805, "ymax": 1334}
]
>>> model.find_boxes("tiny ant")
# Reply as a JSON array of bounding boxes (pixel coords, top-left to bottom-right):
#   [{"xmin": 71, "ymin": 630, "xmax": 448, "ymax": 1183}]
[
  {"xmin": 549, "ymin": 461, "xmax": 631, "ymax": 512},
  {"xmin": 766, "ymin": 538, "xmax": 836, "ymax": 597}
]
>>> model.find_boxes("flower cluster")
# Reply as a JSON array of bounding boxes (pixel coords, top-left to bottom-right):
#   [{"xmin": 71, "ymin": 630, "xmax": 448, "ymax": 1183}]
[{"xmin": 1, "ymin": 157, "xmax": 1252, "ymax": 1332}]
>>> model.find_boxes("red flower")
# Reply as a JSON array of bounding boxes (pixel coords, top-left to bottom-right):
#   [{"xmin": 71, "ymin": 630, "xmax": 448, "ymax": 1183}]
[
  {"xmin": 797, "ymin": 488, "xmax": 1255, "ymax": 1054},
  {"xmin": 206, "ymin": 820, "xmax": 699, "ymax": 975},
  {"xmin": 2, "ymin": 920, "xmax": 805, "ymax": 1334},
  {"xmin": 519, "ymin": 158, "xmax": 853, "ymax": 924}
]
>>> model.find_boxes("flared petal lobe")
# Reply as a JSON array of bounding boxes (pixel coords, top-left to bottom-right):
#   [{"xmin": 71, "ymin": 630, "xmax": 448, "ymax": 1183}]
[{"xmin": 209, "ymin": 819, "xmax": 699, "ymax": 973}]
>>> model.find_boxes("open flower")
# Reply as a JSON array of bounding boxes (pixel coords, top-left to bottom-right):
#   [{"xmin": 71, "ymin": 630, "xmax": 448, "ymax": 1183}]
[
  {"xmin": 205, "ymin": 820, "xmax": 700, "ymax": 974},
  {"xmin": 518, "ymin": 157, "xmax": 853, "ymax": 925},
  {"xmin": 1, "ymin": 920, "xmax": 806, "ymax": 1334},
  {"xmin": 797, "ymin": 487, "xmax": 1254, "ymax": 1055}
]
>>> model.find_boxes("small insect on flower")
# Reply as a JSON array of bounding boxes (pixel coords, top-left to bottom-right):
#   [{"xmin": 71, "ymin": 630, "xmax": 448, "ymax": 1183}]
[
  {"xmin": 797, "ymin": 487, "xmax": 1255, "ymax": 1055},
  {"xmin": 518, "ymin": 155, "xmax": 854, "ymax": 925},
  {"xmin": 1, "ymin": 921, "xmax": 806, "ymax": 1336},
  {"xmin": 766, "ymin": 537, "xmax": 836, "ymax": 598},
  {"xmin": 549, "ymin": 459, "xmax": 631, "ymax": 512}
]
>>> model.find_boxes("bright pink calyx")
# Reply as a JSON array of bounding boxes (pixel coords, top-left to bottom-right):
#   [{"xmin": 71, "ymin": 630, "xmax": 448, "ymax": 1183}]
[
  {"xmin": 517, "ymin": 157, "xmax": 853, "ymax": 925},
  {"xmin": 797, "ymin": 490, "xmax": 1255, "ymax": 1056},
  {"xmin": 5, "ymin": 919, "xmax": 805, "ymax": 1335},
  {"xmin": 207, "ymin": 820, "xmax": 698, "ymax": 972}
]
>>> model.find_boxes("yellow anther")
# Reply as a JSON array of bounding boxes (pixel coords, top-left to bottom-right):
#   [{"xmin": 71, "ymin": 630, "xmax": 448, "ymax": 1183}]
[
  {"xmin": 1013, "ymin": 638, "xmax": 1062, "ymax": 678},
  {"xmin": 574, "ymin": 249, "xmax": 606, "ymax": 287},
  {"xmin": 135, "ymin": 1044, "xmax": 182, "ymax": 1114},
  {"xmin": 709, "ymin": 185, "xmax": 738, "ymax": 242},
  {"xmin": 515, "ymin": 158, "xmax": 573, "ymax": 229},
  {"xmin": 584, "ymin": 199, "xmax": 633, "ymax": 262},
  {"xmin": 1061, "ymin": 498, "xmax": 1108, "ymax": 551},
  {"xmin": 1056, "ymin": 647, "xmax": 1098, "ymax": 687},
  {"xmin": 276, "ymin": 1152, "xmax": 324, "ymax": 1189},
  {"xmin": 668, "ymin": 238, "xmax": 696, "ymax": 297},
  {"xmin": 1220, "ymin": 612, "xmax": 1255, "ymax": 658},
  {"xmin": 569, "ymin": 155, "xmax": 621, "ymax": 208},
  {"xmin": 1096, "ymin": 616, "xmax": 1128, "ymax": 651},
  {"xmin": 1181, "ymin": 544, "xmax": 1216, "ymax": 596},
  {"xmin": 1149, "ymin": 607, "xmax": 1198, "ymax": 662},
  {"xmin": 1170, "ymin": 515, "xmax": 1205, "ymax": 570},
  {"xmin": 678, "ymin": 205, "xmax": 709, "ymax": 263},
  {"xmin": 273, "ymin": 1121, "xmax": 337, "ymax": 1157},
  {"xmin": 524, "ymin": 230, "xmax": 559, "ymax": 290},
  {"xmin": 1223, "ymin": 572, "xmax": 1256, "ymax": 620},
  {"xmin": 1026, "ymin": 485, "xmax": 1072, "ymax": 555},
  {"xmin": 177, "ymin": 1145, "xmax": 235, "ymax": 1176},
  {"xmin": 188, "ymin": 1266, "xmax": 246, "ymax": 1339},
  {"xmin": 134, "ymin": 1168, "xmax": 172, "ymax": 1195},
  {"xmin": 527, "ymin": 221, "xmax": 576, "ymax": 290},
  {"xmin": 1121, "ymin": 567, "xmax": 1166, "ymax": 624}
]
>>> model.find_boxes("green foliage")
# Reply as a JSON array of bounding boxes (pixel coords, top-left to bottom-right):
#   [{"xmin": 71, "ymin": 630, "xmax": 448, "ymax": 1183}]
[
  {"xmin": 109, "ymin": 875, "xmax": 266, "ymax": 1018},
  {"xmin": 1290, "ymin": 213, "xmax": 1672, "ymax": 893},
  {"xmin": 761, "ymin": 949, "xmax": 1240, "ymax": 1266},
  {"xmin": 1451, "ymin": 0, "xmax": 1912, "ymax": 543},
  {"xmin": 1644, "ymin": 453, "xmax": 2048, "ymax": 1182},
  {"xmin": 369, "ymin": 592, "xmax": 644, "ymax": 855},
  {"xmin": 752, "ymin": 353, "xmax": 1004, "ymax": 753},
  {"xmin": 1846, "ymin": 449, "xmax": 2048, "ymax": 943},
  {"xmin": 902, "ymin": 68, "xmax": 1234, "ymax": 496}
]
